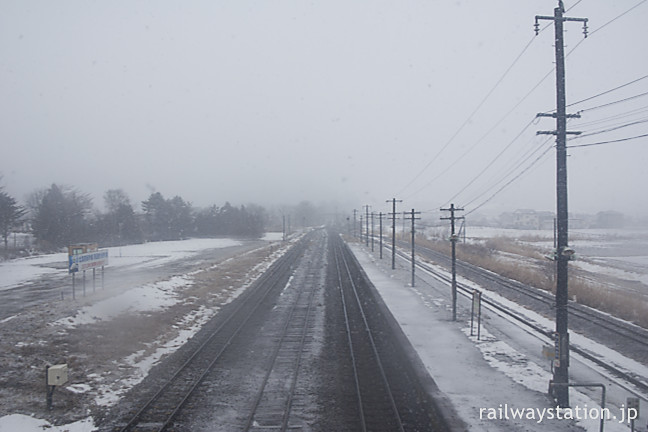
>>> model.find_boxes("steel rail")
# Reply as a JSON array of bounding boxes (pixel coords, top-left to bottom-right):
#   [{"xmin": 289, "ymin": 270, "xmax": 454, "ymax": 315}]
[
  {"xmin": 394, "ymin": 240, "xmax": 648, "ymax": 347},
  {"xmin": 243, "ymin": 242, "xmax": 319, "ymax": 431},
  {"xmin": 390, "ymin": 245, "xmax": 648, "ymax": 397},
  {"xmin": 117, "ymin": 240, "xmax": 306, "ymax": 432},
  {"xmin": 334, "ymin": 237, "xmax": 405, "ymax": 432}
]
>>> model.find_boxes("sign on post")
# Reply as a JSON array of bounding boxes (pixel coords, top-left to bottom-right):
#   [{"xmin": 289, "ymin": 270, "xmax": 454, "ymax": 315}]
[
  {"xmin": 470, "ymin": 290, "xmax": 482, "ymax": 340},
  {"xmin": 68, "ymin": 244, "xmax": 108, "ymax": 298},
  {"xmin": 68, "ymin": 249, "xmax": 109, "ymax": 273}
]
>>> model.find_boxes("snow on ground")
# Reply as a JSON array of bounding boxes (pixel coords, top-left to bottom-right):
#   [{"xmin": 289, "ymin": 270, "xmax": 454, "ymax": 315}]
[
  {"xmin": 0, "ymin": 414, "xmax": 95, "ymax": 432},
  {"xmin": 349, "ymin": 242, "xmax": 644, "ymax": 432},
  {"xmin": 0, "ymin": 252, "xmax": 68, "ymax": 291},
  {"xmin": 92, "ymin": 304, "xmax": 217, "ymax": 407},
  {"xmin": 0, "ymin": 233, "xmax": 293, "ymax": 432},
  {"xmin": 53, "ymin": 274, "xmax": 194, "ymax": 328},
  {"xmin": 572, "ymin": 259, "xmax": 648, "ymax": 286},
  {"xmin": 0, "ymin": 237, "xmax": 243, "ymax": 291}
]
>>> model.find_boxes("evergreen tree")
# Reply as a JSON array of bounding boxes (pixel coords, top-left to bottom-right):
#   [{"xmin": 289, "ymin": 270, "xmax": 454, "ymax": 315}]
[
  {"xmin": 100, "ymin": 189, "xmax": 142, "ymax": 245},
  {"xmin": 30, "ymin": 184, "xmax": 93, "ymax": 249},
  {"xmin": 0, "ymin": 187, "xmax": 26, "ymax": 251}
]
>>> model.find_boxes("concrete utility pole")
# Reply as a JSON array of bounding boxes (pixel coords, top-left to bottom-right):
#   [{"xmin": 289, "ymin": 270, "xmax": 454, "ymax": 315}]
[
  {"xmin": 378, "ymin": 212, "xmax": 384, "ymax": 259},
  {"xmin": 405, "ymin": 209, "xmax": 421, "ymax": 287},
  {"xmin": 363, "ymin": 205, "xmax": 371, "ymax": 247},
  {"xmin": 353, "ymin": 209, "xmax": 358, "ymax": 238},
  {"xmin": 386, "ymin": 198, "xmax": 402, "ymax": 270},
  {"xmin": 535, "ymin": 1, "xmax": 587, "ymax": 408},
  {"xmin": 441, "ymin": 204, "xmax": 464, "ymax": 321},
  {"xmin": 359, "ymin": 215, "xmax": 363, "ymax": 243},
  {"xmin": 371, "ymin": 212, "xmax": 375, "ymax": 252},
  {"xmin": 282, "ymin": 215, "xmax": 286, "ymax": 241}
]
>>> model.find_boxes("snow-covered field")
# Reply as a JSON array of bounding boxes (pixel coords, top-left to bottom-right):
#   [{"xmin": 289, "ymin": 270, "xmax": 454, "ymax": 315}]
[
  {"xmin": 0, "ymin": 234, "xmax": 288, "ymax": 432},
  {"xmin": 426, "ymin": 225, "xmax": 648, "ymax": 298},
  {"xmin": 0, "ymin": 238, "xmax": 244, "ymax": 292}
]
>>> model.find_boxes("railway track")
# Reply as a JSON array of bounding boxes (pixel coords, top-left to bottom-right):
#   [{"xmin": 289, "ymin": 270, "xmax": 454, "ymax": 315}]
[
  {"xmin": 383, "ymin": 241, "xmax": 648, "ymax": 396},
  {"xmin": 102, "ymin": 230, "xmax": 454, "ymax": 431},
  {"xmin": 330, "ymin": 233, "xmax": 453, "ymax": 431},
  {"xmin": 333, "ymin": 237, "xmax": 405, "ymax": 432},
  {"xmin": 407, "ymin": 242, "xmax": 648, "ymax": 350},
  {"xmin": 387, "ymin": 237, "xmax": 648, "ymax": 350},
  {"xmin": 242, "ymin": 234, "xmax": 323, "ymax": 431},
  {"xmin": 108, "ymin": 235, "xmax": 309, "ymax": 432}
]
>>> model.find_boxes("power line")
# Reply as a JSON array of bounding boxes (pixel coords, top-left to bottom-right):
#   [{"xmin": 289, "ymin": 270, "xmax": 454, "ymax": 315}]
[
  {"xmin": 574, "ymin": 105, "xmax": 648, "ymax": 128},
  {"xmin": 442, "ymin": 117, "xmax": 537, "ymax": 206},
  {"xmin": 567, "ymin": 74, "xmax": 648, "ymax": 108},
  {"xmin": 567, "ymin": 133, "xmax": 648, "ymax": 148},
  {"xmin": 569, "ymin": 118, "xmax": 648, "ymax": 139},
  {"xmin": 465, "ymin": 142, "xmax": 554, "ymax": 216},
  {"xmin": 588, "ymin": 0, "xmax": 647, "ymax": 38},
  {"xmin": 395, "ymin": 33, "xmax": 543, "ymax": 197},
  {"xmin": 578, "ymin": 91, "xmax": 648, "ymax": 113},
  {"xmin": 562, "ymin": 0, "xmax": 648, "ymax": 58},
  {"xmin": 460, "ymin": 134, "xmax": 552, "ymax": 208}
]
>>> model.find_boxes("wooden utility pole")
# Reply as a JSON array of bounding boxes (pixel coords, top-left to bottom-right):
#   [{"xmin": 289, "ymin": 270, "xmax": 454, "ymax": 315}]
[
  {"xmin": 441, "ymin": 204, "xmax": 464, "ymax": 321},
  {"xmin": 386, "ymin": 198, "xmax": 402, "ymax": 269},
  {"xmin": 535, "ymin": 1, "xmax": 587, "ymax": 408},
  {"xmin": 405, "ymin": 209, "xmax": 421, "ymax": 287}
]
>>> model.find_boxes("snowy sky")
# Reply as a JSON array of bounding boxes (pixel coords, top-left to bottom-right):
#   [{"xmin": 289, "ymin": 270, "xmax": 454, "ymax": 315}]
[{"xmin": 1, "ymin": 1, "xmax": 647, "ymax": 216}]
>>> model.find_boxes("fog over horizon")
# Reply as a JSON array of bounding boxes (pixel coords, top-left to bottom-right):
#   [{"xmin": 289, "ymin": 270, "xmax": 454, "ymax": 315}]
[{"xmin": 2, "ymin": 1, "xmax": 647, "ymax": 218}]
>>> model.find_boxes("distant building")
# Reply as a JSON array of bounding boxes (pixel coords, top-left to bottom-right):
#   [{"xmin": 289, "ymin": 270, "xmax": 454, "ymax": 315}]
[
  {"xmin": 595, "ymin": 211, "xmax": 625, "ymax": 229},
  {"xmin": 513, "ymin": 209, "xmax": 540, "ymax": 229},
  {"xmin": 498, "ymin": 210, "xmax": 554, "ymax": 230}
]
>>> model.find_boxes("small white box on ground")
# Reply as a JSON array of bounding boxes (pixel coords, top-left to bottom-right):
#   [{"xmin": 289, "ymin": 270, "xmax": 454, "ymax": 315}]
[{"xmin": 47, "ymin": 364, "xmax": 68, "ymax": 386}]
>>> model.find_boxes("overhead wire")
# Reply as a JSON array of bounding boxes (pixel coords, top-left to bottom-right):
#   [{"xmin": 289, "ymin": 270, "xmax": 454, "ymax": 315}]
[
  {"xmin": 577, "ymin": 91, "xmax": 648, "ymax": 113},
  {"xmin": 574, "ymin": 105, "xmax": 648, "ymax": 128},
  {"xmin": 567, "ymin": 74, "xmax": 648, "ymax": 108},
  {"xmin": 561, "ymin": 0, "xmax": 648, "ymax": 59},
  {"xmin": 441, "ymin": 117, "xmax": 537, "ymax": 206},
  {"xmin": 465, "ymin": 140, "xmax": 555, "ymax": 216},
  {"xmin": 570, "ymin": 118, "xmax": 648, "ymax": 139},
  {"xmin": 402, "ymin": 1, "xmax": 646, "ymax": 213},
  {"xmin": 567, "ymin": 133, "xmax": 648, "ymax": 148},
  {"xmin": 451, "ymin": 3, "xmax": 648, "ymax": 213},
  {"xmin": 394, "ymin": 21, "xmax": 552, "ymax": 198},
  {"xmin": 462, "ymin": 135, "xmax": 553, "ymax": 209}
]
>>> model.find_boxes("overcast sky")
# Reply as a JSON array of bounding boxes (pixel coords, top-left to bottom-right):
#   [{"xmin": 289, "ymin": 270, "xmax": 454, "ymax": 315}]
[{"xmin": 1, "ymin": 1, "xmax": 647, "ymax": 217}]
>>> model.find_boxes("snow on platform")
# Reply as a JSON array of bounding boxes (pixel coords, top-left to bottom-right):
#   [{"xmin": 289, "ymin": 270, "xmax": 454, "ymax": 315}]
[{"xmin": 348, "ymin": 242, "xmax": 637, "ymax": 432}]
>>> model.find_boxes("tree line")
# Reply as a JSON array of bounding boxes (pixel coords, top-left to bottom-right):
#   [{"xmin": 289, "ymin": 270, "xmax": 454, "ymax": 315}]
[{"xmin": 1, "ymin": 183, "xmax": 269, "ymax": 252}]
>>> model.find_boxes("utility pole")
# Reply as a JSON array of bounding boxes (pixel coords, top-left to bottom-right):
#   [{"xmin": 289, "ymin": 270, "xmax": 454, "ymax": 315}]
[
  {"xmin": 353, "ymin": 209, "xmax": 358, "ymax": 238},
  {"xmin": 405, "ymin": 209, "xmax": 421, "ymax": 287},
  {"xmin": 359, "ymin": 215, "xmax": 363, "ymax": 243},
  {"xmin": 282, "ymin": 214, "xmax": 286, "ymax": 241},
  {"xmin": 371, "ymin": 212, "xmax": 375, "ymax": 252},
  {"xmin": 535, "ymin": 1, "xmax": 587, "ymax": 408},
  {"xmin": 363, "ymin": 205, "xmax": 371, "ymax": 247},
  {"xmin": 386, "ymin": 198, "xmax": 402, "ymax": 270},
  {"xmin": 378, "ymin": 212, "xmax": 384, "ymax": 259},
  {"xmin": 441, "ymin": 203, "xmax": 464, "ymax": 321}
]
